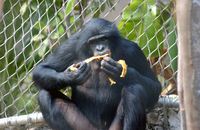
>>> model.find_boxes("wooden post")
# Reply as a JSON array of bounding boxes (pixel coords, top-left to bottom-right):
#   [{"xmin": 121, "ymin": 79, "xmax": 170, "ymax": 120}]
[
  {"xmin": 177, "ymin": 0, "xmax": 200, "ymax": 129},
  {"xmin": 0, "ymin": 0, "xmax": 4, "ymax": 19}
]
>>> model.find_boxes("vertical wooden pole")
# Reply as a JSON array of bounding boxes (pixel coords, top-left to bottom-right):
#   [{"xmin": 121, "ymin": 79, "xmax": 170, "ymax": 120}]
[
  {"xmin": 0, "ymin": 0, "xmax": 3, "ymax": 19},
  {"xmin": 176, "ymin": 1, "xmax": 191, "ymax": 129},
  {"xmin": 190, "ymin": 0, "xmax": 200, "ymax": 128},
  {"xmin": 177, "ymin": 0, "xmax": 200, "ymax": 129}
]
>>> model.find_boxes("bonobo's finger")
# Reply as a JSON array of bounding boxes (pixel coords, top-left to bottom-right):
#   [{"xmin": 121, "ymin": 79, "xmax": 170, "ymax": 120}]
[
  {"xmin": 103, "ymin": 57, "xmax": 119, "ymax": 68},
  {"xmin": 101, "ymin": 65, "xmax": 116, "ymax": 78},
  {"xmin": 75, "ymin": 62, "xmax": 82, "ymax": 68},
  {"xmin": 78, "ymin": 62, "xmax": 88, "ymax": 72},
  {"xmin": 102, "ymin": 59, "xmax": 122, "ymax": 77},
  {"xmin": 101, "ymin": 60, "xmax": 119, "ymax": 74},
  {"xmin": 101, "ymin": 61, "xmax": 118, "ymax": 78},
  {"xmin": 71, "ymin": 64, "xmax": 76, "ymax": 67},
  {"xmin": 85, "ymin": 63, "xmax": 91, "ymax": 73},
  {"xmin": 78, "ymin": 63, "xmax": 91, "ymax": 77},
  {"xmin": 78, "ymin": 70, "xmax": 91, "ymax": 84},
  {"xmin": 76, "ymin": 64, "xmax": 91, "ymax": 84}
]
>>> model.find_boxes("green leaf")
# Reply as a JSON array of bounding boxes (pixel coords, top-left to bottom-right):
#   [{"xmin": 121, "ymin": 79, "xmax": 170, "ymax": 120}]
[
  {"xmin": 100, "ymin": 3, "xmax": 106, "ymax": 12},
  {"xmin": 58, "ymin": 25, "xmax": 65, "ymax": 35},
  {"xmin": 118, "ymin": 0, "xmax": 163, "ymax": 57},
  {"xmin": 30, "ymin": 2, "xmax": 37, "ymax": 11},
  {"xmin": 168, "ymin": 18, "xmax": 177, "ymax": 71},
  {"xmin": 20, "ymin": 2, "xmax": 27, "ymax": 15},
  {"xmin": 32, "ymin": 34, "xmax": 45, "ymax": 41},
  {"xmin": 74, "ymin": 5, "xmax": 80, "ymax": 10},
  {"xmin": 34, "ymin": 21, "xmax": 45, "ymax": 30},
  {"xmin": 38, "ymin": 39, "xmax": 49, "ymax": 57},
  {"xmin": 107, "ymin": 0, "xmax": 115, "ymax": 10},
  {"xmin": 51, "ymin": 32, "xmax": 59, "ymax": 40},
  {"xmin": 93, "ymin": 10, "xmax": 100, "ymax": 18},
  {"xmin": 65, "ymin": 0, "xmax": 75, "ymax": 16}
]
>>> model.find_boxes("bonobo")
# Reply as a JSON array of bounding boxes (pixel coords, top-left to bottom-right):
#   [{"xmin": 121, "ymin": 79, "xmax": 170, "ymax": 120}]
[{"xmin": 32, "ymin": 18, "xmax": 161, "ymax": 130}]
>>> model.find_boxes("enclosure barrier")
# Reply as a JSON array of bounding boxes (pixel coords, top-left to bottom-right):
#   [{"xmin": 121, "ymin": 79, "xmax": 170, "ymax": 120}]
[{"xmin": 0, "ymin": 112, "xmax": 43, "ymax": 128}]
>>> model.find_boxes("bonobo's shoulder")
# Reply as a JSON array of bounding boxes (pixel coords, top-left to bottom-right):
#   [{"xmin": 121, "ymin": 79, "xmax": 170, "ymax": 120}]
[
  {"xmin": 65, "ymin": 33, "xmax": 80, "ymax": 44},
  {"xmin": 119, "ymin": 37, "xmax": 146, "ymax": 59},
  {"xmin": 51, "ymin": 36, "xmax": 78, "ymax": 56},
  {"xmin": 120, "ymin": 37, "xmax": 140, "ymax": 48},
  {"xmin": 55, "ymin": 33, "xmax": 80, "ymax": 50}
]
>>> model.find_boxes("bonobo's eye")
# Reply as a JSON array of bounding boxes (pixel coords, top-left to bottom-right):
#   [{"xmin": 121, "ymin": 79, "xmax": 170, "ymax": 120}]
[
  {"xmin": 101, "ymin": 37, "xmax": 108, "ymax": 41},
  {"xmin": 88, "ymin": 40, "xmax": 96, "ymax": 44},
  {"xmin": 91, "ymin": 41, "xmax": 96, "ymax": 44}
]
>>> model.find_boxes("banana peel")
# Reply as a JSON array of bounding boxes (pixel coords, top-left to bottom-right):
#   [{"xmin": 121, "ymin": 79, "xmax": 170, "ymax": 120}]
[
  {"xmin": 70, "ymin": 54, "xmax": 127, "ymax": 85},
  {"xmin": 70, "ymin": 53, "xmax": 110, "ymax": 71}
]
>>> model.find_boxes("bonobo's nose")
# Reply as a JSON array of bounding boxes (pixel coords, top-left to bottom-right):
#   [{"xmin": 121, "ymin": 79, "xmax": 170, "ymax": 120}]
[{"xmin": 96, "ymin": 44, "xmax": 105, "ymax": 52}]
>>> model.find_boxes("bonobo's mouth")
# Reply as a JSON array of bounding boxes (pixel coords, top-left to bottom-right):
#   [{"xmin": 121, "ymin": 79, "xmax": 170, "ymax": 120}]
[
  {"xmin": 94, "ymin": 49, "xmax": 111, "ymax": 58},
  {"xmin": 70, "ymin": 53, "xmax": 111, "ymax": 71},
  {"xmin": 88, "ymin": 53, "xmax": 111, "ymax": 63}
]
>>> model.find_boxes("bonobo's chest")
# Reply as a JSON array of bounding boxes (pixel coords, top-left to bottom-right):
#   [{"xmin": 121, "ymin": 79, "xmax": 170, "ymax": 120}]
[
  {"xmin": 72, "ymin": 82, "xmax": 122, "ymax": 129},
  {"xmin": 72, "ymin": 69, "xmax": 122, "ymax": 105},
  {"xmin": 71, "ymin": 61, "xmax": 122, "ymax": 128}
]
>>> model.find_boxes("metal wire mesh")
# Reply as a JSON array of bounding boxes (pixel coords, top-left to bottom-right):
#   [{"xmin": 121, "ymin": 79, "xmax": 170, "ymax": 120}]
[{"xmin": 0, "ymin": 0, "xmax": 178, "ymax": 129}]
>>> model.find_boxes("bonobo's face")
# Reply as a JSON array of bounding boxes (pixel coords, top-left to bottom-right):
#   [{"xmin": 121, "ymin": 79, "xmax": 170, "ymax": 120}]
[{"xmin": 87, "ymin": 34, "xmax": 111, "ymax": 57}]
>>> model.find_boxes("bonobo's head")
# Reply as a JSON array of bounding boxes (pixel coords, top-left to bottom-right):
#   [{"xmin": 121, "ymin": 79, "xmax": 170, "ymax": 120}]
[{"xmin": 78, "ymin": 18, "xmax": 121, "ymax": 59}]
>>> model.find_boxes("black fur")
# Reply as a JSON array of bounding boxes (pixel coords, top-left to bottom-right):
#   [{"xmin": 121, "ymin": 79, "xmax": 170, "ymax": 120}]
[{"xmin": 32, "ymin": 18, "xmax": 161, "ymax": 130}]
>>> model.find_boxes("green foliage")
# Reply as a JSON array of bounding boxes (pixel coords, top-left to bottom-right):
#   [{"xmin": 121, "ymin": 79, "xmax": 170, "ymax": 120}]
[
  {"xmin": 118, "ymin": 0, "xmax": 163, "ymax": 57},
  {"xmin": 168, "ymin": 17, "xmax": 177, "ymax": 71},
  {"xmin": 65, "ymin": 0, "xmax": 75, "ymax": 16}
]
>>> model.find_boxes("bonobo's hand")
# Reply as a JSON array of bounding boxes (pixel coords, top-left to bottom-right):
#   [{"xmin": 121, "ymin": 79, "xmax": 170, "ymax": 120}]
[
  {"xmin": 101, "ymin": 57, "xmax": 122, "ymax": 80},
  {"xmin": 63, "ymin": 62, "xmax": 91, "ymax": 85}
]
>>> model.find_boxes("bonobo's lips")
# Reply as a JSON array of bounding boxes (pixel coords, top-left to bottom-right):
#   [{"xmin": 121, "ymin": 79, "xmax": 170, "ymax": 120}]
[
  {"xmin": 70, "ymin": 53, "xmax": 111, "ymax": 71},
  {"xmin": 88, "ymin": 53, "xmax": 111, "ymax": 63}
]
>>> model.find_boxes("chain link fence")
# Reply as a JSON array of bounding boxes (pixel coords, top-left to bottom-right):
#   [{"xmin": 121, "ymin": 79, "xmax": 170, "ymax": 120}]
[{"xmin": 0, "ymin": 0, "xmax": 179, "ymax": 129}]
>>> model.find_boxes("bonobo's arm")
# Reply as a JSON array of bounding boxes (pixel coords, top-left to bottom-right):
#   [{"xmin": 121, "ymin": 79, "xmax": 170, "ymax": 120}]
[
  {"xmin": 101, "ymin": 41, "xmax": 161, "ymax": 108},
  {"xmin": 32, "ymin": 41, "xmax": 91, "ymax": 91},
  {"xmin": 101, "ymin": 42, "xmax": 161, "ymax": 129}
]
